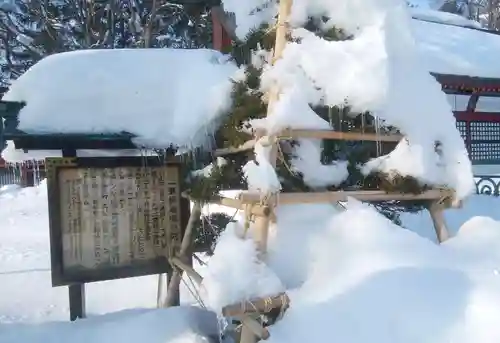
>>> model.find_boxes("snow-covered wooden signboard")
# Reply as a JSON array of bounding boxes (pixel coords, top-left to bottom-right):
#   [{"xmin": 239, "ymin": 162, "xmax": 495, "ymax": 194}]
[{"xmin": 46, "ymin": 156, "xmax": 187, "ymax": 286}]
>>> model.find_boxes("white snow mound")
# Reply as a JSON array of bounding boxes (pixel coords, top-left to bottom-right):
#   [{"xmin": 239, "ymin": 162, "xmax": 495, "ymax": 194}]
[
  {"xmin": 202, "ymin": 198, "xmax": 500, "ymax": 343},
  {"xmin": 0, "ymin": 307, "xmax": 219, "ymax": 343},
  {"xmin": 4, "ymin": 48, "xmax": 239, "ymax": 149}
]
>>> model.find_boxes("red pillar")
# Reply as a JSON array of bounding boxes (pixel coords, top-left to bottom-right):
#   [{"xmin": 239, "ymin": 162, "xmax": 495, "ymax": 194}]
[{"xmin": 211, "ymin": 10, "xmax": 232, "ymax": 52}]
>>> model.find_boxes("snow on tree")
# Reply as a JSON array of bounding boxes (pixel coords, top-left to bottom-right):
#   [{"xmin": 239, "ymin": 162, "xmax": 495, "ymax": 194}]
[
  {"xmin": 195, "ymin": 0, "xmax": 477, "ymax": 336},
  {"xmin": 2, "ymin": 0, "xmax": 476, "ymax": 252},
  {"xmin": 188, "ymin": 0, "xmax": 475, "ymax": 227},
  {"xmin": 1, "ymin": 1, "xmax": 478, "ymax": 259}
]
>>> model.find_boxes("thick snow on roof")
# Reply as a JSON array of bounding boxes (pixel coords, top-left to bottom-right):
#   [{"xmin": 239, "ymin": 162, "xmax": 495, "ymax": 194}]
[
  {"xmin": 412, "ymin": 18, "xmax": 500, "ymax": 78},
  {"xmin": 3, "ymin": 48, "xmax": 239, "ymax": 149},
  {"xmin": 411, "ymin": 8, "xmax": 481, "ymax": 28},
  {"xmin": 407, "ymin": 0, "xmax": 445, "ymax": 9}
]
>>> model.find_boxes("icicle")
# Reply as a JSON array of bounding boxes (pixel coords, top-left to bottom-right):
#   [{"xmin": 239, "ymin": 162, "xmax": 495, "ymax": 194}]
[{"xmin": 375, "ymin": 115, "xmax": 382, "ymax": 157}]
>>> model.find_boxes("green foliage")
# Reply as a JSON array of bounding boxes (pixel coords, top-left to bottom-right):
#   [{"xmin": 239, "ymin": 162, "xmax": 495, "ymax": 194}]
[
  {"xmin": 230, "ymin": 24, "xmax": 277, "ymax": 65},
  {"xmin": 0, "ymin": 1, "xmax": 212, "ymax": 86},
  {"xmin": 185, "ymin": 155, "xmax": 248, "ymax": 203},
  {"xmin": 217, "ymin": 67, "xmax": 267, "ymax": 149},
  {"xmin": 192, "ymin": 212, "xmax": 235, "ymax": 254},
  {"xmin": 186, "ymin": 15, "xmax": 432, "ymax": 225}
]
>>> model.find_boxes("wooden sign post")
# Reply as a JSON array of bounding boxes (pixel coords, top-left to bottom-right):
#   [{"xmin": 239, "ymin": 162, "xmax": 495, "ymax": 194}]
[{"xmin": 45, "ymin": 156, "xmax": 189, "ymax": 321}]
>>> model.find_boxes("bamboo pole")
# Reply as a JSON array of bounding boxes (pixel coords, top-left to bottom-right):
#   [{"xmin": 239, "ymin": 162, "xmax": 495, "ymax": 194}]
[
  {"xmin": 170, "ymin": 256, "xmax": 203, "ymax": 285},
  {"xmin": 181, "ymin": 192, "xmax": 271, "ymax": 217},
  {"xmin": 428, "ymin": 201, "xmax": 451, "ymax": 243},
  {"xmin": 238, "ymin": 189, "xmax": 455, "ymax": 205},
  {"xmin": 281, "ymin": 129, "xmax": 402, "ymax": 142},
  {"xmin": 163, "ymin": 202, "xmax": 202, "ymax": 307},
  {"xmin": 212, "ymin": 196, "xmax": 271, "ymax": 217},
  {"xmin": 252, "ymin": 0, "xmax": 293, "ymax": 259},
  {"xmin": 169, "ymin": 255, "xmax": 270, "ymax": 340},
  {"xmin": 240, "ymin": 2, "xmax": 294, "ymax": 343},
  {"xmin": 214, "ymin": 131, "xmax": 401, "ymax": 156},
  {"xmin": 222, "ymin": 293, "xmax": 290, "ymax": 317}
]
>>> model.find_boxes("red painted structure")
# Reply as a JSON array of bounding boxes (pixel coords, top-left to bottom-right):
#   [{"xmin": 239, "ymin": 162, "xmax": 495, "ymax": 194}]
[{"xmin": 212, "ymin": 11, "xmax": 232, "ymax": 52}]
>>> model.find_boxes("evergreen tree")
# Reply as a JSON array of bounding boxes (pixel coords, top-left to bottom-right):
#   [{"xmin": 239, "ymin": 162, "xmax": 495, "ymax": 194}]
[
  {"xmin": 0, "ymin": 0, "xmax": 212, "ymax": 86},
  {"xmin": 187, "ymin": 7, "xmax": 432, "ymax": 243}
]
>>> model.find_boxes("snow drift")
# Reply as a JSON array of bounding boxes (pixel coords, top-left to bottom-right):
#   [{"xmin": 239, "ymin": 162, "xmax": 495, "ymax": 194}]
[{"xmin": 202, "ymin": 198, "xmax": 500, "ymax": 343}]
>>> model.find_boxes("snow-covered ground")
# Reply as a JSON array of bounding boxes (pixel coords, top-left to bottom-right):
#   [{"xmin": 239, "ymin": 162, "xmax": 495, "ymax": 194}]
[
  {"xmin": 3, "ymin": 182, "xmax": 500, "ymax": 343},
  {"xmin": 201, "ymin": 195, "xmax": 500, "ymax": 343},
  {"xmin": 3, "ymin": 0, "xmax": 500, "ymax": 342},
  {"xmin": 0, "ymin": 182, "xmax": 213, "ymax": 342}
]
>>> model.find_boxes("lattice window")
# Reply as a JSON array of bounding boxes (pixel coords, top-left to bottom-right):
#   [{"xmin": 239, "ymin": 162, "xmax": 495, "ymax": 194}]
[
  {"xmin": 470, "ymin": 122, "xmax": 500, "ymax": 141},
  {"xmin": 456, "ymin": 121, "xmax": 467, "ymax": 139},
  {"xmin": 470, "ymin": 143, "xmax": 500, "ymax": 162}
]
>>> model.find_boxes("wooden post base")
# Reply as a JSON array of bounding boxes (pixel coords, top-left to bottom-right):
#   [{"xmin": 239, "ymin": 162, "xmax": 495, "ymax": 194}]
[
  {"xmin": 69, "ymin": 283, "xmax": 86, "ymax": 321},
  {"xmin": 222, "ymin": 293, "xmax": 290, "ymax": 317},
  {"xmin": 428, "ymin": 201, "xmax": 451, "ymax": 243}
]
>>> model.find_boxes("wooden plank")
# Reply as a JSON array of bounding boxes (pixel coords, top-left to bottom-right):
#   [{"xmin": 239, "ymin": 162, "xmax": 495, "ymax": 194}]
[
  {"xmin": 5, "ymin": 133, "xmax": 138, "ymax": 150},
  {"xmin": 238, "ymin": 189, "xmax": 454, "ymax": 205}
]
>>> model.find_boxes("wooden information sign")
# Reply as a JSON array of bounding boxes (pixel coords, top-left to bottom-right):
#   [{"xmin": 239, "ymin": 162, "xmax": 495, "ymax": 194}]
[{"xmin": 46, "ymin": 156, "xmax": 188, "ymax": 287}]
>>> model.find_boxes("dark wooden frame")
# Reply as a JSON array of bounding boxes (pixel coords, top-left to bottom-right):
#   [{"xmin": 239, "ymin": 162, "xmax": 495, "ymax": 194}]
[
  {"xmin": 46, "ymin": 156, "xmax": 190, "ymax": 287},
  {"xmin": 6, "ymin": 132, "xmax": 139, "ymax": 150}
]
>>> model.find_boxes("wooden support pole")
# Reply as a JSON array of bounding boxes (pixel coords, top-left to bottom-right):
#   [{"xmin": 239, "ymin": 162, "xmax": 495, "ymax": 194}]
[
  {"xmin": 170, "ymin": 256, "xmax": 203, "ymax": 285},
  {"xmin": 281, "ymin": 129, "xmax": 402, "ymax": 142},
  {"xmin": 156, "ymin": 273, "xmax": 166, "ymax": 308},
  {"xmin": 170, "ymin": 256, "xmax": 270, "ymax": 340},
  {"xmin": 240, "ymin": 3, "xmax": 293, "ymax": 341},
  {"xmin": 163, "ymin": 202, "xmax": 202, "ymax": 307},
  {"xmin": 253, "ymin": 210, "xmax": 272, "ymax": 259},
  {"xmin": 242, "ymin": 317, "xmax": 270, "ymax": 341},
  {"xmin": 252, "ymin": 0, "xmax": 293, "ymax": 260},
  {"xmin": 222, "ymin": 293, "xmax": 290, "ymax": 317},
  {"xmin": 69, "ymin": 283, "xmax": 86, "ymax": 321},
  {"xmin": 239, "ymin": 189, "xmax": 455, "ymax": 205},
  {"xmin": 429, "ymin": 201, "xmax": 451, "ymax": 243},
  {"xmin": 212, "ymin": 196, "xmax": 272, "ymax": 217},
  {"xmin": 214, "ymin": 131, "xmax": 401, "ymax": 157},
  {"xmin": 181, "ymin": 192, "xmax": 271, "ymax": 218}
]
